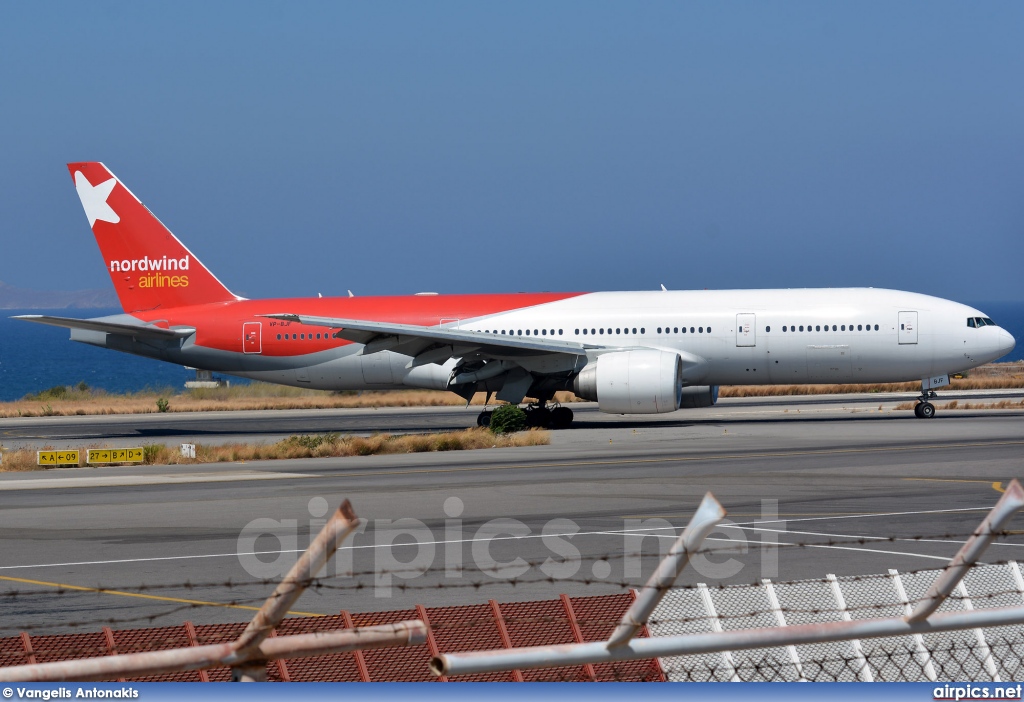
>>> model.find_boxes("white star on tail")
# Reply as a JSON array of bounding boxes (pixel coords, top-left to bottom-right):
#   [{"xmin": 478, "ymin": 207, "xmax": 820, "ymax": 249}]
[{"xmin": 74, "ymin": 171, "xmax": 120, "ymax": 226}]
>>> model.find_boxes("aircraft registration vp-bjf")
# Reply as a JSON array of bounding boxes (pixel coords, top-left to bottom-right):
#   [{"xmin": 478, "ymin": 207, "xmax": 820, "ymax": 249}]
[{"xmin": 16, "ymin": 163, "xmax": 1016, "ymax": 426}]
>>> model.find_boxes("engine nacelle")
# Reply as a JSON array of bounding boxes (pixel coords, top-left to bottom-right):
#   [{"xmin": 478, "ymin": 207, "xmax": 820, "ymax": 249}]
[
  {"xmin": 678, "ymin": 384, "xmax": 718, "ymax": 409},
  {"xmin": 573, "ymin": 350, "xmax": 682, "ymax": 414}
]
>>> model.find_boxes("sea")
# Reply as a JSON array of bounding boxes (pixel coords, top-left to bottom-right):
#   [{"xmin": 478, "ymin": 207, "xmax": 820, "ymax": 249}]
[{"xmin": 1, "ymin": 304, "xmax": 1022, "ymax": 402}]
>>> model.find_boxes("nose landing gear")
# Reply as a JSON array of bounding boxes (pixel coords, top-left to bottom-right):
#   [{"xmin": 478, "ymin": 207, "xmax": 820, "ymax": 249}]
[{"xmin": 914, "ymin": 390, "xmax": 938, "ymax": 419}]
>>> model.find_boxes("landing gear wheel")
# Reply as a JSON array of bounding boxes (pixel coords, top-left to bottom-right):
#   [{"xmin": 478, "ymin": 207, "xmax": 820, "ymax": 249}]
[
  {"xmin": 550, "ymin": 406, "xmax": 574, "ymax": 429},
  {"xmin": 918, "ymin": 402, "xmax": 935, "ymax": 419},
  {"xmin": 525, "ymin": 406, "xmax": 552, "ymax": 428},
  {"xmin": 476, "ymin": 410, "xmax": 492, "ymax": 427}
]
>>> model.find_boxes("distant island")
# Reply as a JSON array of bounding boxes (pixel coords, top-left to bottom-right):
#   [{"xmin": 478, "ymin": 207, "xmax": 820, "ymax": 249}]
[{"xmin": 0, "ymin": 280, "xmax": 119, "ymax": 309}]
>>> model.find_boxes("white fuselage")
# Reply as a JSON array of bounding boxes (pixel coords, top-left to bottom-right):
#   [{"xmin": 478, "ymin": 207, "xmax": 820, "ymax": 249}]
[{"xmin": 233, "ymin": 288, "xmax": 1013, "ymax": 392}]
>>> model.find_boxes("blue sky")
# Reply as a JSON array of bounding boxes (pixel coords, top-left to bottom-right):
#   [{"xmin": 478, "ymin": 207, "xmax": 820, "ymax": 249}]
[{"xmin": 1, "ymin": 2, "xmax": 1022, "ymax": 301}]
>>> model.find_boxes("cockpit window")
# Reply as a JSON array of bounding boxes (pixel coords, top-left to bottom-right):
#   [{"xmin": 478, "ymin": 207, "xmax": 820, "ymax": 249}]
[
  {"xmin": 983, "ymin": 317, "xmax": 996, "ymax": 326},
  {"xmin": 967, "ymin": 318, "xmax": 976, "ymax": 328}
]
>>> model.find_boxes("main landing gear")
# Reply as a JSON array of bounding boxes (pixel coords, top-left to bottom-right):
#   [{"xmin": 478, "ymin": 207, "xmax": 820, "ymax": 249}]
[
  {"xmin": 476, "ymin": 401, "xmax": 575, "ymax": 429},
  {"xmin": 914, "ymin": 390, "xmax": 938, "ymax": 419}
]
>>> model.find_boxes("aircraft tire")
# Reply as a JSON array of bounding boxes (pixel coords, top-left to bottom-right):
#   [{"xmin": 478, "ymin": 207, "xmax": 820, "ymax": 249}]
[
  {"xmin": 550, "ymin": 406, "xmax": 574, "ymax": 429},
  {"xmin": 477, "ymin": 411, "xmax": 492, "ymax": 427},
  {"xmin": 918, "ymin": 402, "xmax": 935, "ymax": 419}
]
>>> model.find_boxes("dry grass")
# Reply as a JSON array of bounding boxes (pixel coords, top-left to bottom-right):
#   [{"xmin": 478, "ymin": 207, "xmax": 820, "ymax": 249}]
[
  {"xmin": 0, "ymin": 427, "xmax": 550, "ymax": 472},
  {"xmin": 2, "ymin": 362, "xmax": 1020, "ymax": 417},
  {"xmin": 720, "ymin": 362, "xmax": 1024, "ymax": 398},
  {"xmin": 894, "ymin": 399, "xmax": 1024, "ymax": 411},
  {"xmin": 0, "ymin": 385, "xmax": 582, "ymax": 418}
]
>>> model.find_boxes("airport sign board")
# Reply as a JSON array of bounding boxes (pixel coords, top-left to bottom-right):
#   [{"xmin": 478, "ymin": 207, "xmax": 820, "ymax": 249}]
[
  {"xmin": 37, "ymin": 450, "xmax": 80, "ymax": 466},
  {"xmin": 87, "ymin": 448, "xmax": 145, "ymax": 464}
]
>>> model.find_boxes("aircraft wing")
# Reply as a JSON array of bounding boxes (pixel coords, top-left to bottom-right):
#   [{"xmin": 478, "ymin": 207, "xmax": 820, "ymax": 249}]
[
  {"xmin": 13, "ymin": 315, "xmax": 196, "ymax": 340},
  {"xmin": 261, "ymin": 313, "xmax": 597, "ymax": 362}
]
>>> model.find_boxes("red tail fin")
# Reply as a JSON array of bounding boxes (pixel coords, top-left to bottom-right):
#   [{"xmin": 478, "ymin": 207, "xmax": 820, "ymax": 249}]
[{"xmin": 68, "ymin": 162, "xmax": 238, "ymax": 312}]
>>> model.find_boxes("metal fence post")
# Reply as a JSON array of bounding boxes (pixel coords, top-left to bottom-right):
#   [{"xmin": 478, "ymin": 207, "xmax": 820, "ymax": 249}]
[
  {"xmin": 762, "ymin": 579, "xmax": 805, "ymax": 681},
  {"xmin": 827, "ymin": 573, "xmax": 873, "ymax": 682},
  {"xmin": 607, "ymin": 492, "xmax": 725, "ymax": 648},
  {"xmin": 490, "ymin": 599, "xmax": 524, "ymax": 682},
  {"xmin": 889, "ymin": 570, "xmax": 937, "ymax": 682},
  {"xmin": 907, "ymin": 479, "xmax": 1024, "ymax": 623},
  {"xmin": 0, "ymin": 499, "xmax": 427, "ymax": 684},
  {"xmin": 698, "ymin": 583, "xmax": 739, "ymax": 682},
  {"xmin": 957, "ymin": 581, "xmax": 1000, "ymax": 682}
]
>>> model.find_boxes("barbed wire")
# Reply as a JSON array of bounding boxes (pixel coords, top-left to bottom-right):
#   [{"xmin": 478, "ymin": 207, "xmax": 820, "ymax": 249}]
[
  {"xmin": 2, "ymin": 527, "xmax": 1019, "ymax": 602},
  {"xmin": 4, "ymin": 529, "xmax": 1024, "ymax": 668}
]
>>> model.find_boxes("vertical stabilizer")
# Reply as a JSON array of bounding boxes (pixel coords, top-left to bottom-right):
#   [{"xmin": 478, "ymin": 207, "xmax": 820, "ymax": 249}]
[{"xmin": 67, "ymin": 162, "xmax": 238, "ymax": 312}]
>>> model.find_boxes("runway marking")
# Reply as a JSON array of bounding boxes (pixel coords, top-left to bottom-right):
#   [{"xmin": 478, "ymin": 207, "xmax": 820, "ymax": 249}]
[
  {"xmin": 1, "ymin": 439, "xmax": 1020, "ymax": 490},
  {"xmin": 322, "ymin": 439, "xmax": 1024, "ymax": 480},
  {"xmin": 0, "ymin": 471, "xmax": 316, "ymax": 491},
  {"xmin": 626, "ymin": 506, "xmax": 994, "ymax": 523},
  {"xmin": 730, "ymin": 506, "xmax": 995, "ymax": 526},
  {"xmin": 701, "ymin": 536, "xmax": 956, "ymax": 563},
  {"xmin": 0, "ymin": 574, "xmax": 324, "ymax": 616},
  {"xmin": 0, "ymin": 506, "xmax": 999, "ymax": 574},
  {"xmin": 902, "ymin": 477, "xmax": 1007, "ymax": 494},
  {"xmin": 718, "ymin": 524, "xmax": 1024, "ymax": 548}
]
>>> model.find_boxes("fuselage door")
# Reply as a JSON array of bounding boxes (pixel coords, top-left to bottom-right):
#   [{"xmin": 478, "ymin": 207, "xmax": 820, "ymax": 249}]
[
  {"xmin": 736, "ymin": 313, "xmax": 756, "ymax": 347},
  {"xmin": 898, "ymin": 311, "xmax": 918, "ymax": 344},
  {"xmin": 243, "ymin": 322, "xmax": 262, "ymax": 354}
]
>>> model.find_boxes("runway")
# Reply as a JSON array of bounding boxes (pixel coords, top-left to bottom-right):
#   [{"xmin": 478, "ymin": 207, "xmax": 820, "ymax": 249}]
[
  {"xmin": 1, "ymin": 396, "xmax": 1023, "ymax": 638},
  {"xmin": 2, "ymin": 388, "xmax": 1022, "ymax": 449}
]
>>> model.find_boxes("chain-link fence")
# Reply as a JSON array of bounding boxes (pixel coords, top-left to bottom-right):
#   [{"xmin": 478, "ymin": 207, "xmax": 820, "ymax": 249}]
[{"xmin": 650, "ymin": 562, "xmax": 1024, "ymax": 681}]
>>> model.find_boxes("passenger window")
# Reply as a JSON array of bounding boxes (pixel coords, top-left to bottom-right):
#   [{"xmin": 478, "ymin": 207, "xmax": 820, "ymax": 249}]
[
  {"xmin": 292, "ymin": 334, "xmax": 297, "ymax": 339},
  {"xmin": 699, "ymin": 327, "xmax": 704, "ymax": 333},
  {"xmin": 276, "ymin": 334, "xmax": 281, "ymax": 340},
  {"xmin": 766, "ymin": 326, "xmax": 771, "ymax": 332},
  {"xmin": 782, "ymin": 326, "xmax": 787, "ymax": 332},
  {"xmin": 689, "ymin": 327, "xmax": 694, "ymax": 333},
  {"xmin": 616, "ymin": 328, "xmax": 621, "ymax": 334},
  {"xmin": 541, "ymin": 329, "xmax": 546, "ymax": 335},
  {"xmin": 841, "ymin": 325, "xmax": 845, "ymax": 331},
  {"xmin": 857, "ymin": 325, "xmax": 862, "ymax": 331},
  {"xmin": 657, "ymin": 327, "xmax": 662, "ymax": 334},
  {"xmin": 874, "ymin": 324, "xmax": 879, "ymax": 331},
  {"xmin": 640, "ymin": 328, "xmax": 645, "ymax": 334}
]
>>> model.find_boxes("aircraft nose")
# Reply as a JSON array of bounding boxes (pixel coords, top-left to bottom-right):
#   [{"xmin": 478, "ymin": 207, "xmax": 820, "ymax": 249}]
[{"xmin": 999, "ymin": 329, "xmax": 1016, "ymax": 357}]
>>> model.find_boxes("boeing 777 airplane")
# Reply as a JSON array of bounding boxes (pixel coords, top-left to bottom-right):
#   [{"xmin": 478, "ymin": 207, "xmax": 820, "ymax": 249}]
[{"xmin": 16, "ymin": 163, "xmax": 1015, "ymax": 427}]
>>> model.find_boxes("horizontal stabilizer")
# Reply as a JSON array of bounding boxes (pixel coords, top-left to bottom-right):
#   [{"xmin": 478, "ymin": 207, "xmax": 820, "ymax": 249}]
[{"xmin": 13, "ymin": 315, "xmax": 195, "ymax": 340}]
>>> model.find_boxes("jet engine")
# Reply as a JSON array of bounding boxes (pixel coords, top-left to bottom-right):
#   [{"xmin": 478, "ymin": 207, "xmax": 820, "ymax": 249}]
[
  {"xmin": 678, "ymin": 384, "xmax": 719, "ymax": 409},
  {"xmin": 572, "ymin": 350, "xmax": 682, "ymax": 414}
]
